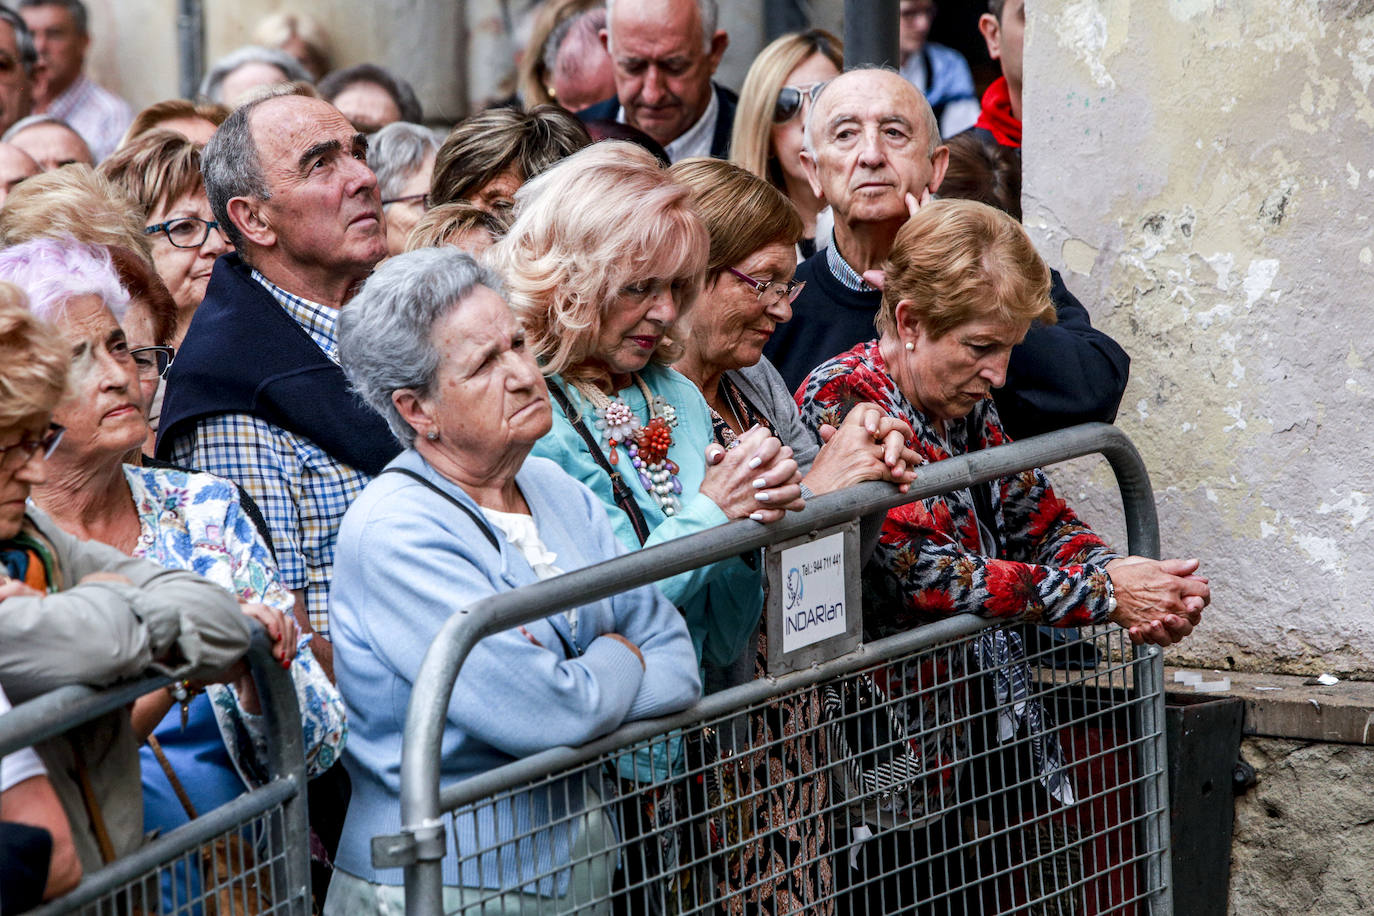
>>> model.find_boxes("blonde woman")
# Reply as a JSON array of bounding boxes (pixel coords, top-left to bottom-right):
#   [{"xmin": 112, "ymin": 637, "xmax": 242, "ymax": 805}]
[{"xmin": 729, "ymin": 29, "xmax": 843, "ymax": 259}]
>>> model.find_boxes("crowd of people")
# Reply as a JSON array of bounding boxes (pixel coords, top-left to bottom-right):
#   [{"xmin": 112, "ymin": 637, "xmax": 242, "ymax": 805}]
[{"xmin": 0, "ymin": 0, "xmax": 1211, "ymax": 913}]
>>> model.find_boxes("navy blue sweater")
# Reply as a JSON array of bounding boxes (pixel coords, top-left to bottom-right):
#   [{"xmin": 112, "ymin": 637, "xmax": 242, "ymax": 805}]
[{"xmin": 156, "ymin": 253, "xmax": 400, "ymax": 474}]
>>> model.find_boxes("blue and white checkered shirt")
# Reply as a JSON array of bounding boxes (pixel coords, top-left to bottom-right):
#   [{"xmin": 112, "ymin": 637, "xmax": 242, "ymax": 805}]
[
  {"xmin": 166, "ymin": 271, "xmax": 370, "ymax": 637},
  {"xmin": 826, "ymin": 242, "xmax": 878, "ymax": 293}
]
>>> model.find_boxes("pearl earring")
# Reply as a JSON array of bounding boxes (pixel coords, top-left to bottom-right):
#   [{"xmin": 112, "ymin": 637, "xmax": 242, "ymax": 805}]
[
  {"xmin": 904, "ymin": 341, "xmax": 915, "ymax": 351},
  {"xmin": 426, "ymin": 431, "xmax": 439, "ymax": 441}
]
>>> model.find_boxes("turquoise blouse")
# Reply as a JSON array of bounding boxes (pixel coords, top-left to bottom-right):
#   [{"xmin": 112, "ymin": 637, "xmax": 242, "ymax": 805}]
[{"xmin": 532, "ymin": 363, "xmax": 763, "ymax": 670}]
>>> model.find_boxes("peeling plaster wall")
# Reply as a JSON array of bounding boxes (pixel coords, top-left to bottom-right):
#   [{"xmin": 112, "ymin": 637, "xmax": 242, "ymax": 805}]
[{"xmin": 1025, "ymin": 1, "xmax": 1374, "ymax": 675}]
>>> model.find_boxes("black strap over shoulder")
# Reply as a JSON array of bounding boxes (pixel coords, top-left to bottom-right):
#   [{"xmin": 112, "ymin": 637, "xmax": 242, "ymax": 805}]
[
  {"xmin": 548, "ymin": 382, "xmax": 652, "ymax": 547},
  {"xmin": 380, "ymin": 467, "xmax": 501, "ymax": 552}
]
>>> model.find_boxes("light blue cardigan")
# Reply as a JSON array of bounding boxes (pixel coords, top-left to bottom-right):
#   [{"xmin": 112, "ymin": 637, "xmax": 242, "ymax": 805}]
[
  {"xmin": 328, "ymin": 449, "xmax": 701, "ymax": 889},
  {"xmin": 532, "ymin": 363, "xmax": 764, "ymax": 670}
]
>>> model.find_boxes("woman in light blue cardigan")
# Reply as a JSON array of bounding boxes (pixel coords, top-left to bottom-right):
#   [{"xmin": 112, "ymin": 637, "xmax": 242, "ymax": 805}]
[{"xmin": 326, "ymin": 249, "xmax": 701, "ymax": 913}]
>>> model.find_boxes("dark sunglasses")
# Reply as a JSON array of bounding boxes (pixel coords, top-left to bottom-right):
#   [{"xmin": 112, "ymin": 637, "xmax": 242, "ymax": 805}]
[{"xmin": 773, "ymin": 81, "xmax": 828, "ymax": 124}]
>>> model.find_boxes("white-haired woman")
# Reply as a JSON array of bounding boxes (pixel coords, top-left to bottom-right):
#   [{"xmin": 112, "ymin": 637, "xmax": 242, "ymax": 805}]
[
  {"xmin": 0, "ymin": 238, "xmax": 342, "ymax": 909},
  {"xmin": 367, "ymin": 121, "xmax": 440, "ymax": 257},
  {"xmin": 327, "ymin": 247, "xmax": 701, "ymax": 914}
]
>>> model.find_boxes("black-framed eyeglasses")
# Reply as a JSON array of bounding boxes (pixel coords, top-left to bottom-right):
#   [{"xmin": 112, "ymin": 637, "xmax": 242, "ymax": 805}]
[
  {"xmin": 727, "ymin": 267, "xmax": 805, "ymax": 306},
  {"xmin": 381, "ymin": 192, "xmax": 429, "ymax": 210},
  {"xmin": 130, "ymin": 345, "xmax": 176, "ymax": 380},
  {"xmin": 0, "ymin": 423, "xmax": 64, "ymax": 471},
  {"xmin": 144, "ymin": 217, "xmax": 224, "ymax": 249},
  {"xmin": 773, "ymin": 81, "xmax": 828, "ymax": 124}
]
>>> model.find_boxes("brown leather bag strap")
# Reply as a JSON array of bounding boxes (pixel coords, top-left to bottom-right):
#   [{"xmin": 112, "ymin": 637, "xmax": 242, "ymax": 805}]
[
  {"xmin": 72, "ymin": 752, "xmax": 118, "ymax": 865},
  {"xmin": 146, "ymin": 734, "xmax": 199, "ymax": 821}
]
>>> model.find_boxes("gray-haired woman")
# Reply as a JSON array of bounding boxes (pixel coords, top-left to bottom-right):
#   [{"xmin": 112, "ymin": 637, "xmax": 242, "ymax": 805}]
[
  {"xmin": 326, "ymin": 247, "xmax": 701, "ymax": 913},
  {"xmin": 367, "ymin": 121, "xmax": 440, "ymax": 257}
]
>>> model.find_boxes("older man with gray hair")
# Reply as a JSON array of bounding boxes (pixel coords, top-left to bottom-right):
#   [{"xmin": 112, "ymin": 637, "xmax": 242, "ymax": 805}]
[
  {"xmin": 18, "ymin": 0, "xmax": 130, "ymax": 160},
  {"xmin": 158, "ymin": 86, "xmax": 400, "ymax": 675},
  {"xmin": 765, "ymin": 66, "xmax": 1129, "ymax": 443},
  {"xmin": 577, "ymin": 0, "xmax": 733, "ymax": 161}
]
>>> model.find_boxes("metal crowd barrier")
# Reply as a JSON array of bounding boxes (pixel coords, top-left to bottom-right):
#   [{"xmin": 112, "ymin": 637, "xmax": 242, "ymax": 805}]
[
  {"xmin": 375, "ymin": 423, "xmax": 1174, "ymax": 915},
  {"xmin": 0, "ymin": 626, "xmax": 312, "ymax": 915}
]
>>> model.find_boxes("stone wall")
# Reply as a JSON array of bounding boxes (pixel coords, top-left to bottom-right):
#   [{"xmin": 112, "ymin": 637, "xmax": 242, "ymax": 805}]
[
  {"xmin": 1024, "ymin": 1, "xmax": 1374, "ymax": 675},
  {"xmin": 1231, "ymin": 737, "xmax": 1374, "ymax": 913}
]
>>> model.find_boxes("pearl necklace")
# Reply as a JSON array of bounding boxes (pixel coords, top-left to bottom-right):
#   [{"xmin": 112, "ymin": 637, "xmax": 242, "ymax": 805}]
[{"xmin": 570, "ymin": 375, "xmax": 684, "ymax": 516}]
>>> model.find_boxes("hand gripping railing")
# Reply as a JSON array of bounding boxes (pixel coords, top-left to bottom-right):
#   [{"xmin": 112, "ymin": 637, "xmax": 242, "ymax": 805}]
[
  {"xmin": 0, "ymin": 624, "xmax": 312, "ymax": 915},
  {"xmin": 382, "ymin": 422, "xmax": 1173, "ymax": 915}
]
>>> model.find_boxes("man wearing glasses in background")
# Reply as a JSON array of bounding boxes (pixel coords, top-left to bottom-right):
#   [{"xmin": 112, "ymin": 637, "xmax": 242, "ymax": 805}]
[{"xmin": 898, "ymin": 0, "xmax": 980, "ymax": 139}]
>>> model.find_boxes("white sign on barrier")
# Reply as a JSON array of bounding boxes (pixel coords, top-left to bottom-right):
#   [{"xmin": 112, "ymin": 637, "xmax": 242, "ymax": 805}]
[
  {"xmin": 764, "ymin": 520, "xmax": 862, "ymax": 675},
  {"xmin": 779, "ymin": 532, "xmax": 848, "ymax": 654}
]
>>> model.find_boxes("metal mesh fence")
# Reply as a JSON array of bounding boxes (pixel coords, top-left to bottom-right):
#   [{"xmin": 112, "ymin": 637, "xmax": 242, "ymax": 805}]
[
  {"xmin": 71, "ymin": 804, "xmax": 292, "ymax": 916},
  {"xmin": 7, "ymin": 632, "xmax": 313, "ymax": 916},
  {"xmin": 436, "ymin": 623, "xmax": 1164, "ymax": 916}
]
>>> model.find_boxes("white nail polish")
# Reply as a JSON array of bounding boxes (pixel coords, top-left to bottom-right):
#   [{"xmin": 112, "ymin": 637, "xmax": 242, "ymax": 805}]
[
  {"xmin": 756, "ymin": 492, "xmax": 771, "ymax": 503},
  {"xmin": 752, "ymin": 477, "xmax": 767, "ymax": 488},
  {"xmin": 749, "ymin": 512, "xmax": 765, "ymax": 522},
  {"xmin": 747, "ymin": 456, "xmax": 762, "ymax": 469}
]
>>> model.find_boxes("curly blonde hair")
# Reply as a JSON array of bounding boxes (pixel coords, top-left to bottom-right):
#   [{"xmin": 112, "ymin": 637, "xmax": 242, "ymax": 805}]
[
  {"xmin": 878, "ymin": 199, "xmax": 1055, "ymax": 339},
  {"xmin": 489, "ymin": 142, "xmax": 709, "ymax": 387},
  {"xmin": 0, "ymin": 282, "xmax": 68, "ymax": 429}
]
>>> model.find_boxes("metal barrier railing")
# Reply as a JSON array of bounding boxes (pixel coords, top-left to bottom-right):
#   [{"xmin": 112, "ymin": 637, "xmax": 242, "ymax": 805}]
[
  {"xmin": 376, "ymin": 423, "xmax": 1173, "ymax": 915},
  {"xmin": 0, "ymin": 625, "xmax": 312, "ymax": 915}
]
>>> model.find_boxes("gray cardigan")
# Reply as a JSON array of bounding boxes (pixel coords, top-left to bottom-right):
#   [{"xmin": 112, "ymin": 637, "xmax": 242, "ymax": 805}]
[
  {"xmin": 729, "ymin": 357, "xmax": 820, "ymax": 474},
  {"xmin": 0, "ymin": 508, "xmax": 252, "ymax": 869}
]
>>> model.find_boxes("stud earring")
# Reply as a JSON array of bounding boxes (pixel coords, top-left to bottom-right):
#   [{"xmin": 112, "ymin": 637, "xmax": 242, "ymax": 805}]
[
  {"xmin": 904, "ymin": 341, "xmax": 915, "ymax": 351},
  {"xmin": 426, "ymin": 430, "xmax": 439, "ymax": 441}
]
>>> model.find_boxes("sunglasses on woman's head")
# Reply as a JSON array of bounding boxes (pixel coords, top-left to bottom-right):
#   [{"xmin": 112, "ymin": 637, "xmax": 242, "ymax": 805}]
[{"xmin": 773, "ymin": 81, "xmax": 828, "ymax": 125}]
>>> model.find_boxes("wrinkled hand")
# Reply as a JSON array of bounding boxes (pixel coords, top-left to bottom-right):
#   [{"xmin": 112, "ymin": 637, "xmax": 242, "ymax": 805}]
[
  {"xmin": 1105, "ymin": 557, "xmax": 1210, "ymax": 646},
  {"xmin": 700, "ymin": 425, "xmax": 804, "ymax": 523},
  {"xmin": 861, "ymin": 190, "xmax": 932, "ymax": 291},
  {"xmin": 804, "ymin": 403, "xmax": 920, "ymax": 495},
  {"xmin": 0, "ymin": 577, "xmax": 42, "ymax": 600},
  {"xmin": 240, "ymin": 602, "xmax": 298, "ymax": 670}
]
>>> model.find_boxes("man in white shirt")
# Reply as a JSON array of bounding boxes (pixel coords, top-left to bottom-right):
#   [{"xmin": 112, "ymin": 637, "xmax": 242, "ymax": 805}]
[
  {"xmin": 19, "ymin": 0, "xmax": 131, "ymax": 161},
  {"xmin": 577, "ymin": 0, "xmax": 735, "ymax": 162}
]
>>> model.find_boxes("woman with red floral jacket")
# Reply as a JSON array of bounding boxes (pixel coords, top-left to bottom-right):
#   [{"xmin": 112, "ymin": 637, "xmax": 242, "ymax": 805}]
[{"xmin": 797, "ymin": 199, "xmax": 1209, "ymax": 912}]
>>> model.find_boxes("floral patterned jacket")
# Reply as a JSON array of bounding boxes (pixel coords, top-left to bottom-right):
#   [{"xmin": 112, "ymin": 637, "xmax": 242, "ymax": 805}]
[
  {"xmin": 126, "ymin": 465, "xmax": 346, "ymax": 785},
  {"xmin": 797, "ymin": 341, "xmax": 1120, "ymax": 819},
  {"xmin": 797, "ymin": 340, "xmax": 1120, "ymax": 635}
]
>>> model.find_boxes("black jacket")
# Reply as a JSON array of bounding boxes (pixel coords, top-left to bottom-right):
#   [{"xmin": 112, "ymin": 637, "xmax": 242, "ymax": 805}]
[
  {"xmin": 156, "ymin": 253, "xmax": 400, "ymax": 475},
  {"xmin": 577, "ymin": 82, "xmax": 738, "ymax": 160}
]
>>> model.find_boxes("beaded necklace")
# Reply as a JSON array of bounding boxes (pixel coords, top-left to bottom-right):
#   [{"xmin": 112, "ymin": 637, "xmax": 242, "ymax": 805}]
[{"xmin": 570, "ymin": 375, "xmax": 684, "ymax": 516}]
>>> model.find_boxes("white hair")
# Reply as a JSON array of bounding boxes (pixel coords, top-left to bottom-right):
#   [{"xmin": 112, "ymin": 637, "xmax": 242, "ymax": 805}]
[
  {"xmin": 605, "ymin": 0, "xmax": 718, "ymax": 53},
  {"xmin": 802, "ymin": 65, "xmax": 942, "ymax": 158}
]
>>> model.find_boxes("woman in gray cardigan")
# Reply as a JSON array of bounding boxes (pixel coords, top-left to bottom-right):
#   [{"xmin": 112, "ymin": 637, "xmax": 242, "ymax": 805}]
[{"xmin": 0, "ymin": 286, "xmax": 252, "ymax": 874}]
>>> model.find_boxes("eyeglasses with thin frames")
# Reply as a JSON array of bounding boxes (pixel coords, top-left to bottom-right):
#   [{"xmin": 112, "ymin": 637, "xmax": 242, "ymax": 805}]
[
  {"xmin": 381, "ymin": 192, "xmax": 429, "ymax": 210},
  {"xmin": 727, "ymin": 267, "xmax": 805, "ymax": 306},
  {"xmin": 0, "ymin": 423, "xmax": 65, "ymax": 471},
  {"xmin": 130, "ymin": 345, "xmax": 176, "ymax": 380},
  {"xmin": 144, "ymin": 217, "xmax": 225, "ymax": 250},
  {"xmin": 773, "ymin": 80, "xmax": 828, "ymax": 124}
]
